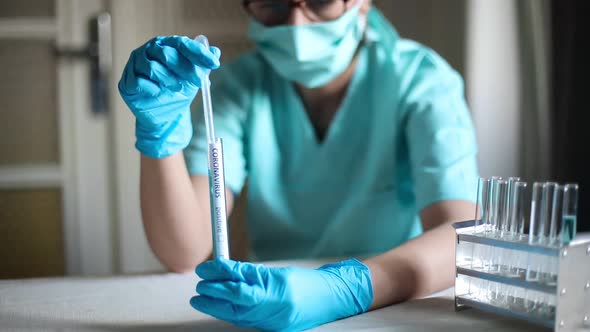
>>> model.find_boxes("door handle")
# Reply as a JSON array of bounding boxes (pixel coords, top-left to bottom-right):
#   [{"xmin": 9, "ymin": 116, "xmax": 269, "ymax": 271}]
[{"xmin": 55, "ymin": 13, "xmax": 112, "ymax": 114}]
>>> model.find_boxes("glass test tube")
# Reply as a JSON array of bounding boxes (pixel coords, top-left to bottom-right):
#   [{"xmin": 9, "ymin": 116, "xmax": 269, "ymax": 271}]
[
  {"xmin": 495, "ymin": 180, "xmax": 509, "ymax": 235},
  {"xmin": 546, "ymin": 185, "xmax": 563, "ymax": 285},
  {"xmin": 539, "ymin": 183, "xmax": 557, "ymax": 283},
  {"xmin": 484, "ymin": 179, "xmax": 507, "ymax": 304},
  {"xmin": 488, "ymin": 179, "xmax": 506, "ymax": 275},
  {"xmin": 561, "ymin": 183, "xmax": 578, "ymax": 245},
  {"xmin": 482, "ymin": 176, "xmax": 502, "ymax": 302},
  {"xmin": 549, "ymin": 185, "xmax": 564, "ymax": 245},
  {"xmin": 485, "ymin": 176, "xmax": 502, "ymax": 234},
  {"xmin": 474, "ymin": 178, "xmax": 484, "ymax": 231},
  {"xmin": 525, "ymin": 183, "xmax": 546, "ymax": 312},
  {"xmin": 539, "ymin": 182, "xmax": 558, "ymax": 245},
  {"xmin": 496, "ymin": 180, "xmax": 511, "ymax": 275},
  {"xmin": 497, "ymin": 180, "xmax": 511, "ymax": 304},
  {"xmin": 509, "ymin": 181, "xmax": 528, "ymax": 240},
  {"xmin": 489, "ymin": 177, "xmax": 505, "ymax": 236},
  {"xmin": 508, "ymin": 181, "xmax": 528, "ymax": 277},
  {"xmin": 539, "ymin": 184, "xmax": 557, "ymax": 283},
  {"xmin": 467, "ymin": 179, "xmax": 482, "ymax": 297},
  {"xmin": 504, "ymin": 177, "xmax": 521, "ymax": 237},
  {"xmin": 529, "ymin": 183, "xmax": 545, "ymax": 247},
  {"xmin": 474, "ymin": 178, "xmax": 481, "ymax": 220},
  {"xmin": 527, "ymin": 182, "xmax": 545, "ymax": 281},
  {"xmin": 471, "ymin": 178, "xmax": 488, "ymax": 274}
]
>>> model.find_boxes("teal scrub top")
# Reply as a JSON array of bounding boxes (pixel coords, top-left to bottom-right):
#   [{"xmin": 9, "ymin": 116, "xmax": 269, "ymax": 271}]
[{"xmin": 184, "ymin": 8, "xmax": 479, "ymax": 260}]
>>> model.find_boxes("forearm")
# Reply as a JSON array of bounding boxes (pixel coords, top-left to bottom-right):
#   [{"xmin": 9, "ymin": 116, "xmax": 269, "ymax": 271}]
[
  {"xmin": 364, "ymin": 221, "xmax": 456, "ymax": 309},
  {"xmin": 364, "ymin": 200, "xmax": 475, "ymax": 309},
  {"xmin": 140, "ymin": 153, "xmax": 211, "ymax": 272}
]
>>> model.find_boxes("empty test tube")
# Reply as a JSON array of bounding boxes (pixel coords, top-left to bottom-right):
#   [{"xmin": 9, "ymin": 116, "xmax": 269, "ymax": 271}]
[
  {"xmin": 529, "ymin": 182, "xmax": 545, "ymax": 245},
  {"xmin": 496, "ymin": 178, "xmax": 519, "ymax": 278},
  {"xmin": 525, "ymin": 182, "xmax": 545, "ymax": 311},
  {"xmin": 492, "ymin": 179, "xmax": 508, "ymax": 237},
  {"xmin": 488, "ymin": 179, "xmax": 508, "ymax": 277},
  {"xmin": 474, "ymin": 178, "xmax": 484, "ymax": 231},
  {"xmin": 539, "ymin": 183, "xmax": 558, "ymax": 244},
  {"xmin": 508, "ymin": 181, "xmax": 527, "ymax": 240},
  {"xmin": 487, "ymin": 177, "xmax": 503, "ymax": 236},
  {"xmin": 546, "ymin": 185, "xmax": 563, "ymax": 284},
  {"xmin": 561, "ymin": 183, "xmax": 578, "ymax": 245},
  {"xmin": 504, "ymin": 177, "xmax": 521, "ymax": 236},
  {"xmin": 474, "ymin": 178, "xmax": 491, "ymax": 232},
  {"xmin": 536, "ymin": 182, "xmax": 557, "ymax": 285},
  {"xmin": 529, "ymin": 182, "xmax": 545, "ymax": 246},
  {"xmin": 472, "ymin": 178, "xmax": 491, "ymax": 271},
  {"xmin": 485, "ymin": 177, "xmax": 502, "ymax": 234},
  {"xmin": 481, "ymin": 177, "xmax": 501, "ymax": 274},
  {"xmin": 508, "ymin": 181, "xmax": 527, "ymax": 277},
  {"xmin": 527, "ymin": 182, "xmax": 545, "ymax": 282},
  {"xmin": 496, "ymin": 180, "xmax": 509, "ymax": 269}
]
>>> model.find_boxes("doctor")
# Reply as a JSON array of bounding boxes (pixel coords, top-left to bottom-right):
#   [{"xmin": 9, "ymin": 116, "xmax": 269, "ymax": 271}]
[{"xmin": 118, "ymin": 0, "xmax": 478, "ymax": 330}]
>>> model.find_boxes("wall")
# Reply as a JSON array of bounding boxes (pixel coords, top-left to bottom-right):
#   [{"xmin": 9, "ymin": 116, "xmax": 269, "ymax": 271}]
[{"xmin": 466, "ymin": 0, "xmax": 522, "ymax": 178}]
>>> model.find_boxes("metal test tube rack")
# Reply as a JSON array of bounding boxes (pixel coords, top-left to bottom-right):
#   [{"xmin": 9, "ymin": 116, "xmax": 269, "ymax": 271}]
[{"xmin": 454, "ymin": 220, "xmax": 590, "ymax": 331}]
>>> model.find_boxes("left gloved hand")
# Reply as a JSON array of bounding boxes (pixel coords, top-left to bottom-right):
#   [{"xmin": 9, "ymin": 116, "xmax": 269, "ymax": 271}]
[{"xmin": 190, "ymin": 258, "xmax": 373, "ymax": 331}]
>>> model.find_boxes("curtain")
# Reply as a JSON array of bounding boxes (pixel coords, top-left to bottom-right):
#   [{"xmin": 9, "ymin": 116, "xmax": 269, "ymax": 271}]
[
  {"xmin": 550, "ymin": 0, "xmax": 590, "ymax": 232},
  {"xmin": 516, "ymin": 0, "xmax": 552, "ymax": 183}
]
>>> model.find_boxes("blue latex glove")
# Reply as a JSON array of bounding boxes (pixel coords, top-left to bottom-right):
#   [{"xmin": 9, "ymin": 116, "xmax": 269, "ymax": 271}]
[
  {"xmin": 118, "ymin": 36, "xmax": 221, "ymax": 158},
  {"xmin": 190, "ymin": 258, "xmax": 373, "ymax": 331}
]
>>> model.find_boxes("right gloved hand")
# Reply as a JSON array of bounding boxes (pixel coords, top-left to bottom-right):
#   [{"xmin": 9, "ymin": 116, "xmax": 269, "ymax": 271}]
[{"xmin": 118, "ymin": 36, "xmax": 221, "ymax": 159}]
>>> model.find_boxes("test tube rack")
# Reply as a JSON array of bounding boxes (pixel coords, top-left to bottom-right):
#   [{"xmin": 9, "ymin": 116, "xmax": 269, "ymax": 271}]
[{"xmin": 454, "ymin": 220, "xmax": 590, "ymax": 331}]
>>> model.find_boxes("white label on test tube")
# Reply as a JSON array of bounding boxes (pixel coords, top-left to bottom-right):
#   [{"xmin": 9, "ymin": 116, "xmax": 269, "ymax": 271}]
[{"xmin": 208, "ymin": 138, "xmax": 230, "ymax": 259}]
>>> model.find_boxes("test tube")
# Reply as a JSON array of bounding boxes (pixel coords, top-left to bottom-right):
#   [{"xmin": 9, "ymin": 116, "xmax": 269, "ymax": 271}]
[
  {"xmin": 560, "ymin": 183, "xmax": 579, "ymax": 245},
  {"xmin": 537, "ymin": 182, "xmax": 557, "ymax": 286},
  {"xmin": 476, "ymin": 178, "xmax": 492, "ymax": 233},
  {"xmin": 527, "ymin": 182, "xmax": 545, "ymax": 282},
  {"xmin": 546, "ymin": 185, "xmax": 563, "ymax": 285},
  {"xmin": 493, "ymin": 180, "xmax": 508, "ymax": 275},
  {"xmin": 525, "ymin": 182, "xmax": 545, "ymax": 311},
  {"xmin": 481, "ymin": 177, "xmax": 501, "ymax": 277},
  {"xmin": 509, "ymin": 181, "xmax": 528, "ymax": 240},
  {"xmin": 495, "ymin": 180, "xmax": 509, "ymax": 235},
  {"xmin": 549, "ymin": 186, "xmax": 564, "ymax": 245},
  {"xmin": 525, "ymin": 181, "xmax": 569, "ymax": 311},
  {"xmin": 504, "ymin": 177, "xmax": 521, "ymax": 237},
  {"xmin": 508, "ymin": 181, "xmax": 527, "ymax": 277},
  {"xmin": 485, "ymin": 176, "xmax": 502, "ymax": 234},
  {"xmin": 195, "ymin": 35, "xmax": 230, "ymax": 260},
  {"xmin": 472, "ymin": 178, "xmax": 491, "ymax": 272},
  {"xmin": 488, "ymin": 177, "xmax": 504, "ymax": 236},
  {"xmin": 539, "ymin": 182, "xmax": 558, "ymax": 245},
  {"xmin": 528, "ymin": 182, "xmax": 545, "ymax": 247},
  {"xmin": 474, "ymin": 178, "xmax": 483, "ymax": 230}
]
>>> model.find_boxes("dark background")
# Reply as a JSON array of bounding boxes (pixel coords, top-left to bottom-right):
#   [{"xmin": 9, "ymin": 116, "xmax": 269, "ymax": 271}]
[{"xmin": 551, "ymin": 0, "xmax": 589, "ymax": 232}]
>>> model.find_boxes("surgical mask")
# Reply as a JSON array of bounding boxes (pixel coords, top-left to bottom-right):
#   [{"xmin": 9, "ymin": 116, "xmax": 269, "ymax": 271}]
[{"xmin": 248, "ymin": 2, "xmax": 366, "ymax": 88}]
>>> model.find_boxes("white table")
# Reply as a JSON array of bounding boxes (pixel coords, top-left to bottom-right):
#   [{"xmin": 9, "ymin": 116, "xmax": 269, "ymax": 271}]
[{"xmin": 0, "ymin": 260, "xmax": 545, "ymax": 331}]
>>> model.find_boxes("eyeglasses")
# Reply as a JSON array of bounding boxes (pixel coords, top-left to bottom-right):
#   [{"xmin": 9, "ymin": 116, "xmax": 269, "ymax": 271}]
[{"xmin": 242, "ymin": 0, "xmax": 350, "ymax": 26}]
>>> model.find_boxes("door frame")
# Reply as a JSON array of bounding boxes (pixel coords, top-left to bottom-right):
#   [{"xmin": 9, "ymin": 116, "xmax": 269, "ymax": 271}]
[
  {"xmin": 57, "ymin": 0, "xmax": 114, "ymax": 275},
  {"xmin": 0, "ymin": 0, "xmax": 114, "ymax": 276}
]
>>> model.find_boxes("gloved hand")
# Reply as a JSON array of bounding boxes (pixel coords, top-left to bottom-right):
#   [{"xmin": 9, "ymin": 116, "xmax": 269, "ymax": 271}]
[
  {"xmin": 190, "ymin": 258, "xmax": 373, "ymax": 331},
  {"xmin": 118, "ymin": 36, "xmax": 221, "ymax": 158}
]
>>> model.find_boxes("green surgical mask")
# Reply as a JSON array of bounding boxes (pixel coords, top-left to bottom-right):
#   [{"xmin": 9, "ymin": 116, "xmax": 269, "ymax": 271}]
[{"xmin": 248, "ymin": 3, "xmax": 366, "ymax": 88}]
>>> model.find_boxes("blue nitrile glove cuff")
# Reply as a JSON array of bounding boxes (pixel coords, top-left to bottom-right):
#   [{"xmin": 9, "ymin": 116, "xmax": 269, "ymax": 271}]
[
  {"xmin": 134, "ymin": 108, "xmax": 192, "ymax": 159},
  {"xmin": 317, "ymin": 258, "xmax": 374, "ymax": 315}
]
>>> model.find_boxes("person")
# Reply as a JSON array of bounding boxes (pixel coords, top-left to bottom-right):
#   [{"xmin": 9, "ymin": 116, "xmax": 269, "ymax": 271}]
[{"xmin": 118, "ymin": 0, "xmax": 479, "ymax": 330}]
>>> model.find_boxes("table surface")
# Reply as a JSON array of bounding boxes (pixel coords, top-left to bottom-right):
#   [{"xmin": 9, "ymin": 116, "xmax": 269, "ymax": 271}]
[{"xmin": 0, "ymin": 260, "xmax": 548, "ymax": 332}]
